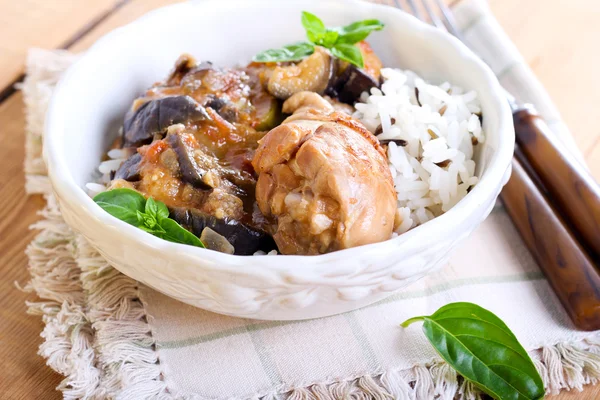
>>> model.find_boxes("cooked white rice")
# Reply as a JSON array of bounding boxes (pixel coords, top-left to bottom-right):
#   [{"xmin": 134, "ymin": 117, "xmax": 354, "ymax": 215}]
[
  {"xmin": 353, "ymin": 68, "xmax": 484, "ymax": 234},
  {"xmin": 86, "ymin": 132, "xmax": 129, "ymax": 197}
]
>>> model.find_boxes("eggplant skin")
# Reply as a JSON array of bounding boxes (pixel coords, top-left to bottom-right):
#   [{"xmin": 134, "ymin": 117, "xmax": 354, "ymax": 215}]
[
  {"xmin": 114, "ymin": 153, "xmax": 142, "ymax": 182},
  {"xmin": 170, "ymin": 208, "xmax": 277, "ymax": 256},
  {"xmin": 165, "ymin": 133, "xmax": 212, "ymax": 190},
  {"xmin": 326, "ymin": 65, "xmax": 379, "ymax": 105},
  {"xmin": 123, "ymin": 95, "xmax": 209, "ymax": 148},
  {"xmin": 204, "ymin": 94, "xmax": 228, "ymax": 112},
  {"xmin": 204, "ymin": 94, "xmax": 239, "ymax": 123}
]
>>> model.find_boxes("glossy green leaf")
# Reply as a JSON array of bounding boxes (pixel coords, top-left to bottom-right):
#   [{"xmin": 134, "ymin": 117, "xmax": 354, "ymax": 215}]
[
  {"xmin": 156, "ymin": 200, "xmax": 170, "ymax": 221},
  {"xmin": 301, "ymin": 11, "xmax": 326, "ymax": 41},
  {"xmin": 93, "ymin": 189, "xmax": 204, "ymax": 248},
  {"xmin": 316, "ymin": 29, "xmax": 339, "ymax": 48},
  {"xmin": 402, "ymin": 302, "xmax": 545, "ymax": 400},
  {"xmin": 145, "ymin": 197, "xmax": 159, "ymax": 218},
  {"xmin": 252, "ymin": 42, "xmax": 315, "ymax": 63},
  {"xmin": 336, "ymin": 19, "xmax": 385, "ymax": 44},
  {"xmin": 93, "ymin": 188, "xmax": 146, "ymax": 226},
  {"xmin": 253, "ymin": 12, "xmax": 383, "ymax": 68},
  {"xmin": 158, "ymin": 218, "xmax": 205, "ymax": 248},
  {"xmin": 136, "ymin": 210, "xmax": 164, "ymax": 233},
  {"xmin": 145, "ymin": 197, "xmax": 169, "ymax": 221},
  {"xmin": 331, "ymin": 43, "xmax": 364, "ymax": 68},
  {"xmin": 306, "ymin": 29, "xmax": 323, "ymax": 45}
]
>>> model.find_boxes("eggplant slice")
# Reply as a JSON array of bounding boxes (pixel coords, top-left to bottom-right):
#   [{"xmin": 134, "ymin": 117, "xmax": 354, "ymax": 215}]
[
  {"xmin": 267, "ymin": 47, "xmax": 336, "ymax": 99},
  {"xmin": 170, "ymin": 208, "xmax": 277, "ymax": 255},
  {"xmin": 123, "ymin": 95, "xmax": 210, "ymax": 148},
  {"xmin": 165, "ymin": 133, "xmax": 213, "ymax": 190},
  {"xmin": 166, "ymin": 54, "xmax": 197, "ymax": 85},
  {"xmin": 326, "ymin": 65, "xmax": 379, "ymax": 105},
  {"xmin": 114, "ymin": 153, "xmax": 142, "ymax": 181},
  {"xmin": 204, "ymin": 94, "xmax": 239, "ymax": 123}
]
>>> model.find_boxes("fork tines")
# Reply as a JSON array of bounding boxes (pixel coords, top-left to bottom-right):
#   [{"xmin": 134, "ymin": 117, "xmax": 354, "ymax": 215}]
[{"xmin": 393, "ymin": 0, "xmax": 464, "ymax": 40}]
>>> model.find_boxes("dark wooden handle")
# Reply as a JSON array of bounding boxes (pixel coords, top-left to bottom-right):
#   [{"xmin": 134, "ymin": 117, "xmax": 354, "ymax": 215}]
[
  {"xmin": 500, "ymin": 155, "xmax": 600, "ymax": 330},
  {"xmin": 514, "ymin": 107, "xmax": 600, "ymax": 260}
]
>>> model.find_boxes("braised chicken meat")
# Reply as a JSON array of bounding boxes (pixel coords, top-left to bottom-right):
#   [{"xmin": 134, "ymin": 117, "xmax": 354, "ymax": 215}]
[{"xmin": 252, "ymin": 92, "xmax": 397, "ymax": 255}]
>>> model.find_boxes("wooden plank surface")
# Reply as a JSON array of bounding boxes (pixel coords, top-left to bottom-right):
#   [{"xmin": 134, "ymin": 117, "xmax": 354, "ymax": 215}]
[
  {"xmin": 0, "ymin": 0, "xmax": 598, "ymax": 399},
  {"xmin": 0, "ymin": 92, "xmax": 57, "ymax": 399},
  {"xmin": 488, "ymin": 0, "xmax": 600, "ymax": 180},
  {"xmin": 0, "ymin": 0, "xmax": 123, "ymax": 96}
]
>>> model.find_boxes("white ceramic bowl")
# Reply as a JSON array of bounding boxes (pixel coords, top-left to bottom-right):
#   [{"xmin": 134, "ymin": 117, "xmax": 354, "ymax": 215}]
[{"xmin": 45, "ymin": 0, "xmax": 514, "ymax": 320}]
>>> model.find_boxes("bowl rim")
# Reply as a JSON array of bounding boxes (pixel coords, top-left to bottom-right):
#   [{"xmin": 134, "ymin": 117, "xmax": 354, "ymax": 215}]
[{"xmin": 44, "ymin": 0, "xmax": 514, "ymax": 271}]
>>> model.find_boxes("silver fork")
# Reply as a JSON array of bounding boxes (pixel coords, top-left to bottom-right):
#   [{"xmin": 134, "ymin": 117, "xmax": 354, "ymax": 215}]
[
  {"xmin": 393, "ymin": 0, "xmax": 463, "ymax": 41},
  {"xmin": 391, "ymin": 0, "xmax": 600, "ymax": 331},
  {"xmin": 393, "ymin": 0, "xmax": 525, "ymax": 113},
  {"xmin": 395, "ymin": 0, "xmax": 511, "ymax": 96}
]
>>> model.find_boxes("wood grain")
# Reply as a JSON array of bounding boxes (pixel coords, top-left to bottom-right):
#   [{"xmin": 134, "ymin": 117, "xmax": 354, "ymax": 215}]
[
  {"xmin": 501, "ymin": 154, "xmax": 600, "ymax": 330},
  {"xmin": 0, "ymin": 0, "xmax": 598, "ymax": 398},
  {"xmin": 0, "ymin": 92, "xmax": 63, "ymax": 399},
  {"xmin": 0, "ymin": 0, "xmax": 123, "ymax": 94},
  {"xmin": 488, "ymin": 0, "xmax": 600, "ymax": 180},
  {"xmin": 514, "ymin": 107, "xmax": 600, "ymax": 261}
]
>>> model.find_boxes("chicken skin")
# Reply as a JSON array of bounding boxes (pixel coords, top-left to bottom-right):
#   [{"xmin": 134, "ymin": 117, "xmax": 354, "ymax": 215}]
[{"xmin": 252, "ymin": 92, "xmax": 397, "ymax": 255}]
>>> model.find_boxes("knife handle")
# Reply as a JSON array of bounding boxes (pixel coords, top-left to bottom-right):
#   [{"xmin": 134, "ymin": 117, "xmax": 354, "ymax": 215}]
[
  {"xmin": 513, "ymin": 106, "xmax": 600, "ymax": 260},
  {"xmin": 501, "ymin": 155, "xmax": 600, "ymax": 331}
]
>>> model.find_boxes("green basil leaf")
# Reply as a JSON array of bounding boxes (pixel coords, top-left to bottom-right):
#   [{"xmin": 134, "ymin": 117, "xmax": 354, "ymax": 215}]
[
  {"xmin": 155, "ymin": 201, "xmax": 170, "ymax": 221},
  {"xmin": 306, "ymin": 30, "xmax": 322, "ymax": 45},
  {"xmin": 317, "ymin": 29, "xmax": 339, "ymax": 48},
  {"xmin": 144, "ymin": 197, "xmax": 169, "ymax": 222},
  {"xmin": 158, "ymin": 218, "xmax": 205, "ymax": 248},
  {"xmin": 145, "ymin": 197, "xmax": 158, "ymax": 217},
  {"xmin": 402, "ymin": 302, "xmax": 544, "ymax": 400},
  {"xmin": 136, "ymin": 209, "xmax": 148, "ymax": 225},
  {"xmin": 331, "ymin": 43, "xmax": 364, "ymax": 68},
  {"xmin": 301, "ymin": 11, "xmax": 326, "ymax": 39},
  {"xmin": 138, "ymin": 223, "xmax": 166, "ymax": 235},
  {"xmin": 253, "ymin": 42, "xmax": 315, "ymax": 63},
  {"xmin": 94, "ymin": 188, "xmax": 203, "ymax": 248},
  {"xmin": 284, "ymin": 42, "xmax": 316, "ymax": 57},
  {"xmin": 137, "ymin": 209, "xmax": 161, "ymax": 230},
  {"xmin": 336, "ymin": 19, "xmax": 384, "ymax": 44},
  {"xmin": 253, "ymin": 13, "xmax": 384, "ymax": 66},
  {"xmin": 93, "ymin": 188, "xmax": 146, "ymax": 226}
]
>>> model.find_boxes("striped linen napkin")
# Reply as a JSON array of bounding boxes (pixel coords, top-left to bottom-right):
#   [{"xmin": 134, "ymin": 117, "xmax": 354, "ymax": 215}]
[{"xmin": 22, "ymin": 0, "xmax": 600, "ymax": 399}]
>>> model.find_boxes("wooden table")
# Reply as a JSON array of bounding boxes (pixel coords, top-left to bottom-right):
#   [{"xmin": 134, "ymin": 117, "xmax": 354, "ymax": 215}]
[{"xmin": 0, "ymin": 0, "xmax": 598, "ymax": 398}]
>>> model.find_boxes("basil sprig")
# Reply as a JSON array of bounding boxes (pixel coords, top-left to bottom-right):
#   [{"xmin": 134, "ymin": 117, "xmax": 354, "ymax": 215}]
[
  {"xmin": 94, "ymin": 188, "xmax": 204, "ymax": 248},
  {"xmin": 252, "ymin": 11, "xmax": 384, "ymax": 68},
  {"xmin": 402, "ymin": 302, "xmax": 544, "ymax": 400},
  {"xmin": 253, "ymin": 42, "xmax": 315, "ymax": 63}
]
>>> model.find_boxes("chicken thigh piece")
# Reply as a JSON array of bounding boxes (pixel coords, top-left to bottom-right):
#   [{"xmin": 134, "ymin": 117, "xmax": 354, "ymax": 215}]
[{"xmin": 252, "ymin": 92, "xmax": 397, "ymax": 255}]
